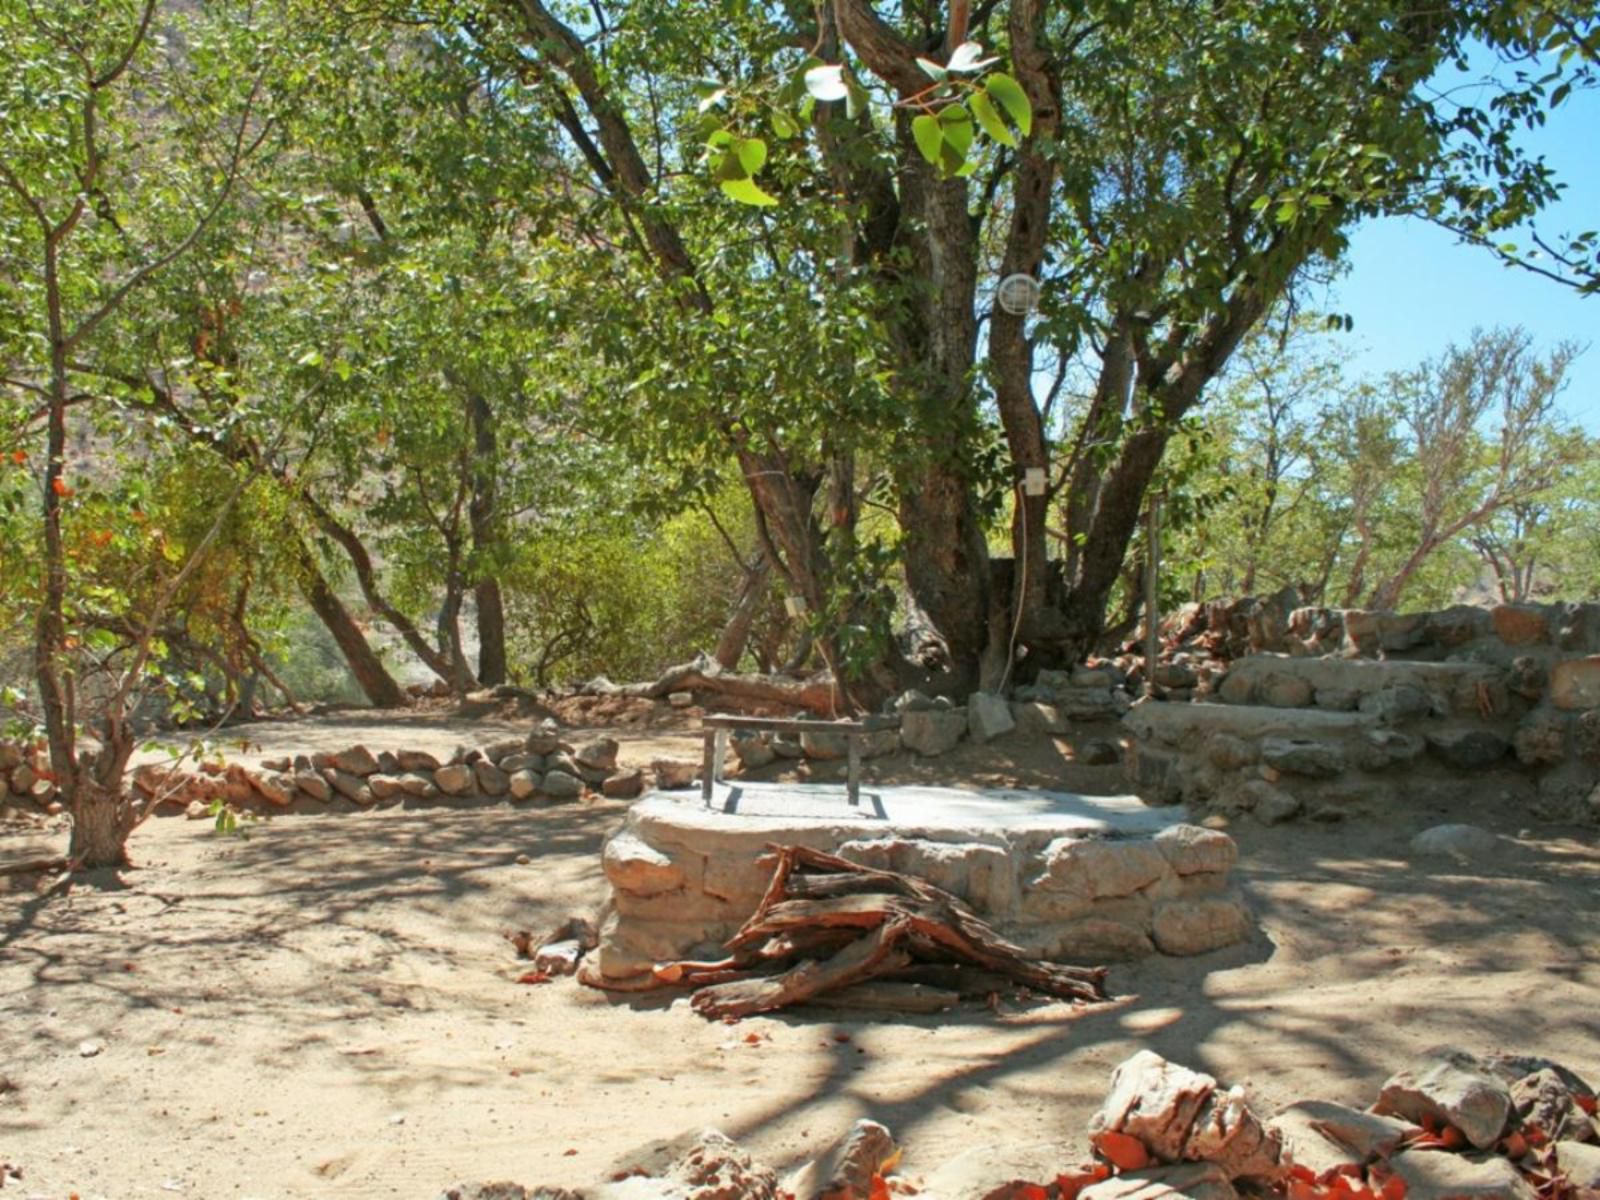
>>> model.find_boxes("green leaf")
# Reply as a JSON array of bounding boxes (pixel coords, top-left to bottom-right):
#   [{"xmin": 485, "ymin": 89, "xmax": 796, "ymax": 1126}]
[
  {"xmin": 712, "ymin": 150, "xmax": 748, "ymax": 181},
  {"xmin": 938, "ymin": 104, "xmax": 973, "ymax": 156},
  {"xmin": 720, "ymin": 176, "xmax": 779, "ymax": 207},
  {"xmin": 911, "ymin": 113, "xmax": 944, "ymax": 165},
  {"xmin": 735, "ymin": 136, "xmax": 767, "ymax": 176},
  {"xmin": 970, "ymin": 90, "xmax": 1016, "ymax": 148},
  {"xmin": 770, "ymin": 111, "xmax": 799, "ymax": 139},
  {"xmin": 984, "ymin": 73, "xmax": 1032, "ymax": 137}
]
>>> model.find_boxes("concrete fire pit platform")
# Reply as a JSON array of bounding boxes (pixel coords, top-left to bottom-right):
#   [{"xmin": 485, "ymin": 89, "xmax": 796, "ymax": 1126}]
[{"xmin": 589, "ymin": 784, "xmax": 1253, "ymax": 987}]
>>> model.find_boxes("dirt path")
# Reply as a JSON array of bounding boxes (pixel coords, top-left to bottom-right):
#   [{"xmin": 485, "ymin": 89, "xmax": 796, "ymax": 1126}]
[{"xmin": 2, "ymin": 716, "xmax": 1597, "ymax": 1199}]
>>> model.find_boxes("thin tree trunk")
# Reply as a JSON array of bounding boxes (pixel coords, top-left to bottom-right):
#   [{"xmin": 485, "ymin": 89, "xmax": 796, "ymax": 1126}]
[{"xmin": 467, "ymin": 391, "xmax": 507, "ymax": 685}]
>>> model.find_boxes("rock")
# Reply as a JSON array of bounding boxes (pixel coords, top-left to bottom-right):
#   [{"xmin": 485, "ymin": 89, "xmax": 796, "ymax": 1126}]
[
  {"xmin": 1358, "ymin": 729, "xmax": 1427, "ymax": 770},
  {"xmin": 1510, "ymin": 1069, "xmax": 1599, "ymax": 1144},
  {"xmin": 1080, "ymin": 739, "xmax": 1120, "ymax": 766},
  {"xmin": 329, "ymin": 744, "xmax": 380, "ymax": 776},
  {"xmin": 249, "ymin": 772, "xmax": 295, "ymax": 806},
  {"xmin": 327, "ymin": 768, "xmax": 373, "ymax": 803},
  {"xmin": 508, "ymin": 769, "xmax": 541, "ymax": 800},
  {"xmin": 652, "ymin": 759, "xmax": 698, "ymax": 790},
  {"xmin": 401, "ymin": 775, "xmax": 441, "ymax": 801},
  {"xmin": 576, "ymin": 737, "xmax": 620, "ymax": 770},
  {"xmin": 532, "ymin": 939, "xmax": 584, "ymax": 977},
  {"xmin": 967, "ymin": 692, "xmax": 1016, "ymax": 743},
  {"xmin": 1155, "ymin": 661, "xmax": 1198, "ymax": 689},
  {"xmin": 1555, "ymin": 1141, "xmax": 1600, "ymax": 1189},
  {"xmin": 78, "ymin": 1040, "xmax": 103, "ymax": 1057},
  {"xmin": 541, "ymin": 770, "xmax": 582, "ymax": 799},
  {"xmin": 1090, "ymin": 1050, "xmax": 1217, "ymax": 1161},
  {"xmin": 1386, "ymin": 1149, "xmax": 1536, "ymax": 1200},
  {"xmin": 1217, "ymin": 673, "xmax": 1255, "ymax": 705},
  {"xmin": 367, "ymin": 774, "xmax": 405, "ymax": 800},
  {"xmin": 1271, "ymin": 1101, "xmax": 1414, "ymax": 1166},
  {"xmin": 1313, "ymin": 687, "xmax": 1359, "ymax": 712},
  {"xmin": 1577, "ymin": 710, "xmax": 1600, "ymax": 763},
  {"xmin": 1513, "ymin": 712, "xmax": 1567, "ymax": 766},
  {"xmin": 498, "ymin": 752, "xmax": 543, "ymax": 773},
  {"xmin": 395, "ymin": 749, "xmax": 441, "ymax": 773},
  {"xmin": 1154, "ymin": 825, "xmax": 1238, "ymax": 876},
  {"xmin": 1079, "ymin": 1163, "xmax": 1238, "ymax": 1200},
  {"xmin": 667, "ymin": 691, "xmax": 695, "ymax": 708},
  {"xmin": 1036, "ymin": 837, "xmax": 1169, "ymax": 899},
  {"xmin": 434, "ymin": 763, "xmax": 475, "ymax": 795},
  {"xmin": 1410, "ymin": 824, "xmax": 1500, "ymax": 862},
  {"xmin": 1550, "ymin": 657, "xmax": 1600, "ymax": 711},
  {"xmin": 602, "ymin": 768, "xmax": 644, "ymax": 799},
  {"xmin": 731, "ymin": 732, "xmax": 775, "ymax": 769},
  {"xmin": 770, "ymin": 736, "xmax": 804, "ymax": 760},
  {"xmin": 603, "ymin": 1129, "xmax": 779, "ymax": 1200},
  {"xmin": 1260, "ymin": 737, "xmax": 1344, "ymax": 777},
  {"xmin": 1360, "ymin": 684, "xmax": 1433, "ymax": 724},
  {"xmin": 899, "ymin": 709, "xmax": 968, "ymax": 756},
  {"xmin": 525, "ymin": 722, "xmax": 564, "ymax": 755},
  {"xmin": 1205, "ymin": 734, "xmax": 1256, "ymax": 770},
  {"xmin": 893, "ymin": 688, "xmax": 935, "ymax": 713},
  {"xmin": 9, "ymin": 764, "xmax": 36, "ymax": 794},
  {"xmin": 785, "ymin": 1118, "xmax": 899, "ymax": 1200},
  {"xmin": 917, "ymin": 1143, "xmax": 1067, "ymax": 1200},
  {"xmin": 1152, "ymin": 895, "xmax": 1252, "ymax": 956},
  {"xmin": 1374, "ymin": 1047, "xmax": 1513, "ymax": 1149},
  {"xmin": 1258, "ymin": 673, "xmax": 1313, "ymax": 708},
  {"xmin": 260, "ymin": 755, "xmax": 291, "ymax": 772},
  {"xmin": 1425, "ymin": 728, "xmax": 1508, "ymax": 770},
  {"xmin": 294, "ymin": 771, "xmax": 331, "ymax": 802},
  {"xmin": 799, "ymin": 731, "xmax": 847, "ymax": 760},
  {"xmin": 185, "ymin": 799, "xmax": 210, "ymax": 820},
  {"xmin": 470, "ymin": 761, "xmax": 508, "ymax": 796},
  {"xmin": 1246, "ymin": 782, "xmax": 1301, "ymax": 825},
  {"xmin": 1492, "ymin": 604, "xmax": 1549, "ymax": 646},
  {"xmin": 1183, "ymin": 1084, "xmax": 1286, "ymax": 1181}
]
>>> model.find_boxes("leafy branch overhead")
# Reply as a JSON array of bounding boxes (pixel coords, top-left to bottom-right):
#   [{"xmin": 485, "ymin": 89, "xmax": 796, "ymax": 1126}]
[{"xmin": 703, "ymin": 41, "xmax": 1033, "ymax": 204}]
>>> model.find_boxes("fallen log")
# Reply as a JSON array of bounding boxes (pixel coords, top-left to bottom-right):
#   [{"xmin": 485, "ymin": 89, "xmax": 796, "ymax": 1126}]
[
  {"xmin": 590, "ymin": 654, "xmax": 843, "ymax": 716},
  {"xmin": 692, "ymin": 916, "xmax": 915, "ymax": 1020}
]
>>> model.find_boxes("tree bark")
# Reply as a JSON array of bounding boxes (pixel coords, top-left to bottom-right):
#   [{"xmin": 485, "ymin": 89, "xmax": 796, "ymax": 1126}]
[
  {"xmin": 467, "ymin": 390, "xmax": 508, "ymax": 685},
  {"xmin": 713, "ymin": 554, "xmax": 770, "ymax": 670},
  {"xmin": 294, "ymin": 539, "xmax": 409, "ymax": 707}
]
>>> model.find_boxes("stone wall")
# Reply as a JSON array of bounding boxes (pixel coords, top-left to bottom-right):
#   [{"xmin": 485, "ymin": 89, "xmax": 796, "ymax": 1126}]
[
  {"xmin": 592, "ymin": 798, "xmax": 1253, "ymax": 987},
  {"xmin": 1121, "ymin": 597, "xmax": 1600, "ymax": 824}
]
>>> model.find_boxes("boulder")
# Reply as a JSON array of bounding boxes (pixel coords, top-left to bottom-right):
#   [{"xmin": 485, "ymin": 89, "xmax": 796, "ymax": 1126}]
[
  {"xmin": 731, "ymin": 732, "xmax": 775, "ymax": 769},
  {"xmin": 1152, "ymin": 896, "xmax": 1252, "ymax": 956},
  {"xmin": 602, "ymin": 768, "xmax": 645, "ymax": 799},
  {"xmin": 1513, "ymin": 712, "xmax": 1567, "ymax": 766},
  {"xmin": 1374, "ymin": 1047, "xmax": 1513, "ymax": 1149},
  {"xmin": 1509, "ymin": 1068, "xmax": 1600, "ymax": 1144},
  {"xmin": 1358, "ymin": 729, "xmax": 1427, "ymax": 770},
  {"xmin": 525, "ymin": 723, "xmax": 565, "ymax": 755},
  {"xmin": 329, "ymin": 744, "xmax": 380, "ymax": 776},
  {"xmin": 967, "ymin": 691, "xmax": 1016, "ymax": 743},
  {"xmin": 395, "ymin": 749, "xmax": 441, "ymax": 773},
  {"xmin": 507, "ymin": 769, "xmax": 541, "ymax": 800},
  {"xmin": 1313, "ymin": 687, "xmax": 1359, "ymax": 712},
  {"xmin": 1260, "ymin": 737, "xmax": 1344, "ymax": 777},
  {"xmin": 1183, "ymin": 1085, "xmax": 1286, "ymax": 1181},
  {"xmin": 900, "ymin": 709, "xmax": 968, "ymax": 756},
  {"xmin": 799, "ymin": 731, "xmax": 847, "ymax": 760},
  {"xmin": 917, "ymin": 1143, "xmax": 1069, "ymax": 1200},
  {"xmin": 1360, "ymin": 684, "xmax": 1433, "ymax": 724},
  {"xmin": 397, "ymin": 772, "xmax": 439, "ymax": 798},
  {"xmin": 541, "ymin": 770, "xmax": 582, "ymax": 799},
  {"xmin": 434, "ymin": 763, "xmax": 476, "ymax": 795},
  {"xmin": 1154, "ymin": 825, "xmax": 1238, "ymax": 876},
  {"xmin": 1012, "ymin": 701, "xmax": 1071, "ymax": 736},
  {"xmin": 1035, "ymin": 837, "xmax": 1169, "ymax": 900},
  {"xmin": 294, "ymin": 771, "xmax": 331, "ymax": 802},
  {"xmin": 1080, "ymin": 739, "xmax": 1121, "ymax": 766},
  {"xmin": 1258, "ymin": 673, "xmax": 1313, "ymax": 709},
  {"xmin": 474, "ymin": 761, "xmax": 511, "ymax": 797},
  {"xmin": 1245, "ymin": 781, "xmax": 1301, "ymax": 825},
  {"xmin": 1090, "ymin": 1050, "xmax": 1217, "ymax": 1161},
  {"xmin": 1425, "ymin": 729, "xmax": 1509, "ymax": 770},
  {"xmin": 1386, "ymin": 1150, "xmax": 1536, "ymax": 1200},
  {"xmin": 1551, "ymin": 657, "xmax": 1600, "ymax": 711},
  {"xmin": 326, "ymin": 768, "xmax": 373, "ymax": 803},
  {"xmin": 652, "ymin": 759, "xmax": 698, "ymax": 790},
  {"xmin": 1204, "ymin": 734, "xmax": 1256, "ymax": 770},
  {"xmin": 1555, "ymin": 1141, "xmax": 1600, "ymax": 1190},
  {"xmin": 1270, "ymin": 1101, "xmax": 1414, "ymax": 1167},
  {"xmin": 1491, "ymin": 604, "xmax": 1549, "ymax": 646},
  {"xmin": 575, "ymin": 737, "xmax": 620, "ymax": 770},
  {"xmin": 1410, "ymin": 824, "xmax": 1500, "ymax": 862},
  {"xmin": 249, "ymin": 772, "xmax": 295, "ymax": 807},
  {"xmin": 366, "ymin": 774, "xmax": 405, "ymax": 800}
]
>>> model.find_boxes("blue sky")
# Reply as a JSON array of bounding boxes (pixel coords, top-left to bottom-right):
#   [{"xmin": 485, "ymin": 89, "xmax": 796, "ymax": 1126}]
[{"xmin": 1329, "ymin": 65, "xmax": 1599, "ymax": 433}]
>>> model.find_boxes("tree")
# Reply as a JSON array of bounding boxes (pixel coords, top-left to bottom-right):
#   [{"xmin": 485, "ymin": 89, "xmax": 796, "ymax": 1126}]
[
  {"xmin": 452, "ymin": 0, "xmax": 1598, "ymax": 693},
  {"xmin": 0, "ymin": 0, "xmax": 275, "ymax": 867},
  {"xmin": 1363, "ymin": 327, "xmax": 1585, "ymax": 609}
]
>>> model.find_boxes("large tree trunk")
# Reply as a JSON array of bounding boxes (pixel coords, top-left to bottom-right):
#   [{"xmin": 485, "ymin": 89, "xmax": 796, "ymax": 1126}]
[{"xmin": 67, "ymin": 779, "xmax": 136, "ymax": 870}]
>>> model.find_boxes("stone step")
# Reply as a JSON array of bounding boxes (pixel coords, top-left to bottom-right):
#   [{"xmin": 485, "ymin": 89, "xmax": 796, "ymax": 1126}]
[{"xmin": 1216, "ymin": 654, "xmax": 1511, "ymax": 715}]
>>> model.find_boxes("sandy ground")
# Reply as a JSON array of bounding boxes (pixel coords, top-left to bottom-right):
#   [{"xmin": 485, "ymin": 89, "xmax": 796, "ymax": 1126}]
[{"xmin": 2, "ymin": 711, "xmax": 1598, "ymax": 1200}]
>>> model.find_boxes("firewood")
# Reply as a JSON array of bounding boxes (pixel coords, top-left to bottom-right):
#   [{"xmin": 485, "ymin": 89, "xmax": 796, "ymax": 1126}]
[
  {"xmin": 692, "ymin": 916, "xmax": 914, "ymax": 1020},
  {"xmin": 805, "ymin": 981, "xmax": 960, "ymax": 1013}
]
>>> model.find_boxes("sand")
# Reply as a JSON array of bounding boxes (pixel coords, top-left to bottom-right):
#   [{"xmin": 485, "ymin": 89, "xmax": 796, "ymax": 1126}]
[{"xmin": 2, "ymin": 711, "xmax": 1597, "ymax": 1199}]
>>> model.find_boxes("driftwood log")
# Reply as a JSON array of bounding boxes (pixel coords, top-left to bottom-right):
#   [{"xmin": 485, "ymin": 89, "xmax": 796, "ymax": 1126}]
[
  {"xmin": 586, "ymin": 654, "xmax": 843, "ymax": 716},
  {"xmin": 650, "ymin": 844, "xmax": 1110, "ymax": 1019}
]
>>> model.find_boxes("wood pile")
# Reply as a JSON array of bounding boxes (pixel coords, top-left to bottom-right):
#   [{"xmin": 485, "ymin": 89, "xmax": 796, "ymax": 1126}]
[{"xmin": 646, "ymin": 844, "xmax": 1111, "ymax": 1019}]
